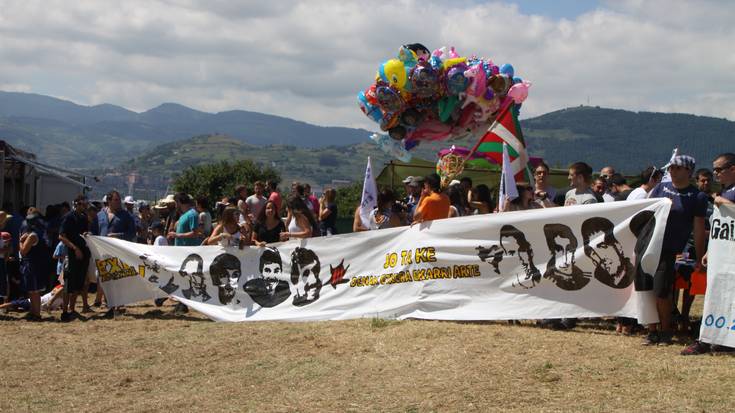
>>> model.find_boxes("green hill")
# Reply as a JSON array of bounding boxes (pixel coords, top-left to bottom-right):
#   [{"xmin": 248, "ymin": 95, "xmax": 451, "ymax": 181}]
[{"xmin": 523, "ymin": 106, "xmax": 735, "ymax": 172}]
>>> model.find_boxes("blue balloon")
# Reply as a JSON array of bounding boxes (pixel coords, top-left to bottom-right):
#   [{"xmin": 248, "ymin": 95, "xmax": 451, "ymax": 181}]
[
  {"xmin": 513, "ymin": 76, "xmax": 523, "ymax": 84},
  {"xmin": 500, "ymin": 63, "xmax": 514, "ymax": 78}
]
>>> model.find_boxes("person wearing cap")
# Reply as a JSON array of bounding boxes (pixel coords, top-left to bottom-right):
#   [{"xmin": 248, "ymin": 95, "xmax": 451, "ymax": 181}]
[
  {"xmin": 401, "ymin": 176, "xmax": 422, "ymax": 222},
  {"xmin": 58, "ymin": 194, "xmax": 91, "ymax": 321},
  {"xmin": 644, "ymin": 154, "xmax": 708, "ymax": 346},
  {"xmin": 124, "ymin": 196, "xmax": 144, "ymax": 242}
]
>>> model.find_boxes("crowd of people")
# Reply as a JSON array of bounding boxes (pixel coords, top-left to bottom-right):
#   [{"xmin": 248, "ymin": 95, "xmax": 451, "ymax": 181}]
[{"xmin": 1, "ymin": 152, "xmax": 734, "ymax": 355}]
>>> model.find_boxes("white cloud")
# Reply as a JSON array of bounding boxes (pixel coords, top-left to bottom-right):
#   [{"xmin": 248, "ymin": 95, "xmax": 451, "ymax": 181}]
[{"xmin": 0, "ymin": 0, "xmax": 733, "ymax": 129}]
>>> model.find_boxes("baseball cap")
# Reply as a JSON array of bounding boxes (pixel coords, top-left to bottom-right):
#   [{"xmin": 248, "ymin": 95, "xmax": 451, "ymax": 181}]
[{"xmin": 124, "ymin": 195, "xmax": 135, "ymax": 204}]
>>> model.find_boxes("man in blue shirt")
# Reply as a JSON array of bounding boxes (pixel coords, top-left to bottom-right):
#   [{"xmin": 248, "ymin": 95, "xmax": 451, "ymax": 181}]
[
  {"xmin": 106, "ymin": 191, "xmax": 136, "ymax": 242},
  {"xmin": 168, "ymin": 193, "xmax": 202, "ymax": 246},
  {"xmin": 645, "ymin": 155, "xmax": 708, "ymax": 345}
]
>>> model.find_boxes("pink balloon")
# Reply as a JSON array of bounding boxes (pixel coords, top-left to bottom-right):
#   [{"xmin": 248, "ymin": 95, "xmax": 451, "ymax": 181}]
[{"xmin": 507, "ymin": 81, "xmax": 531, "ymax": 104}]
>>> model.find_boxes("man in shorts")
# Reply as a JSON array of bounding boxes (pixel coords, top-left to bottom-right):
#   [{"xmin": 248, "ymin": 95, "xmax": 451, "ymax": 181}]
[
  {"xmin": 58, "ymin": 194, "xmax": 90, "ymax": 322},
  {"xmin": 646, "ymin": 155, "xmax": 707, "ymax": 345}
]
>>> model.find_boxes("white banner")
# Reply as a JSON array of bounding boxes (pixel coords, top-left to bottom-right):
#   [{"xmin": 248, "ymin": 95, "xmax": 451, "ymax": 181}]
[
  {"xmin": 86, "ymin": 199, "xmax": 670, "ymax": 323},
  {"xmin": 699, "ymin": 204, "xmax": 735, "ymax": 347}
]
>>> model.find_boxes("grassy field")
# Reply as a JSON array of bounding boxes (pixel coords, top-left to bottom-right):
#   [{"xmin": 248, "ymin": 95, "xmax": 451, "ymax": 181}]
[{"xmin": 1, "ymin": 299, "xmax": 733, "ymax": 412}]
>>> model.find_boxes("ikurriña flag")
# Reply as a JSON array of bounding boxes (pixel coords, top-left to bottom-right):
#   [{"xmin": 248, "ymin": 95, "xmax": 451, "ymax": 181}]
[{"xmin": 468, "ymin": 103, "xmax": 534, "ymax": 183}]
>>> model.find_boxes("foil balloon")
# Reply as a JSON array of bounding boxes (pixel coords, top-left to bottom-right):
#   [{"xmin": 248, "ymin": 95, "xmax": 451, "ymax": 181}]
[
  {"xmin": 446, "ymin": 64, "xmax": 469, "ymax": 95},
  {"xmin": 436, "ymin": 147, "xmax": 466, "ymax": 189},
  {"xmin": 357, "ymin": 92, "xmax": 382, "ymax": 123},
  {"xmin": 370, "ymin": 133, "xmax": 412, "ymax": 162},
  {"xmin": 409, "ymin": 62, "xmax": 439, "ymax": 99},
  {"xmin": 499, "ymin": 63, "xmax": 514, "ymax": 78},
  {"xmin": 507, "ymin": 81, "xmax": 532, "ymax": 104},
  {"xmin": 375, "ymin": 85, "xmax": 404, "ymax": 113},
  {"xmin": 379, "ymin": 59, "xmax": 408, "ymax": 90}
]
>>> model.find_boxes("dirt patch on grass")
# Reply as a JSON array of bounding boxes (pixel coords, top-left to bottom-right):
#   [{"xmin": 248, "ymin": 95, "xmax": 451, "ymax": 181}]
[{"xmin": 1, "ymin": 298, "xmax": 732, "ymax": 412}]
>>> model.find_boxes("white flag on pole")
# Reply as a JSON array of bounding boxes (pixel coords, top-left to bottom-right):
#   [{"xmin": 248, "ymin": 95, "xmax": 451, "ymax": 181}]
[
  {"xmin": 498, "ymin": 143, "xmax": 519, "ymax": 212},
  {"xmin": 359, "ymin": 157, "xmax": 378, "ymax": 229},
  {"xmin": 661, "ymin": 147, "xmax": 679, "ymax": 183}
]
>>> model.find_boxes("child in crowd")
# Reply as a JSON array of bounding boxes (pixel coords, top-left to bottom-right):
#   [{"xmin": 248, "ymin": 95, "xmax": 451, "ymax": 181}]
[
  {"xmin": 151, "ymin": 222, "xmax": 168, "ymax": 246},
  {"xmin": 52, "ymin": 240, "xmax": 68, "ymax": 283}
]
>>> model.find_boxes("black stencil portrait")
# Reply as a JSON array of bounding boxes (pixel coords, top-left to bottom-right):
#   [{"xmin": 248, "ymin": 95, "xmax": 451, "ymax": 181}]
[
  {"xmin": 209, "ymin": 253, "xmax": 242, "ymax": 305},
  {"xmin": 628, "ymin": 210, "xmax": 656, "ymax": 290},
  {"xmin": 243, "ymin": 247, "xmax": 291, "ymax": 308},
  {"xmin": 542, "ymin": 223, "xmax": 591, "ymax": 291},
  {"xmin": 290, "ymin": 247, "xmax": 323, "ymax": 306},
  {"xmin": 178, "ymin": 253, "xmax": 211, "ymax": 301},
  {"xmin": 581, "ymin": 217, "xmax": 634, "ymax": 289},
  {"xmin": 477, "ymin": 225, "xmax": 541, "ymax": 289}
]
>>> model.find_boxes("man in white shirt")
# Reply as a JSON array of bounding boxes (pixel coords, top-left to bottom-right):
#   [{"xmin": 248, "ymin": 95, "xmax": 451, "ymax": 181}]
[
  {"xmin": 628, "ymin": 166, "xmax": 663, "ymax": 200},
  {"xmin": 246, "ymin": 181, "xmax": 268, "ymax": 223},
  {"xmin": 565, "ymin": 162, "xmax": 598, "ymax": 206}
]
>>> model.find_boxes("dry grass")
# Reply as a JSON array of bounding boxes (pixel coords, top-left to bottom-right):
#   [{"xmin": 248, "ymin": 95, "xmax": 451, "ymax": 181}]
[{"xmin": 1, "ymin": 297, "xmax": 733, "ymax": 413}]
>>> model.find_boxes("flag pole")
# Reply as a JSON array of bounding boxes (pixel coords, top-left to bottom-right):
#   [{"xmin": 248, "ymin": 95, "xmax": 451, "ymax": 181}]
[{"xmin": 464, "ymin": 99, "xmax": 515, "ymax": 161}]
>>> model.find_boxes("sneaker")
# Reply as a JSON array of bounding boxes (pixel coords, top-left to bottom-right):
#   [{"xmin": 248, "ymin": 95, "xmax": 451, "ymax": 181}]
[
  {"xmin": 642, "ymin": 331, "xmax": 659, "ymax": 346},
  {"xmin": 81, "ymin": 306, "xmax": 94, "ymax": 313},
  {"xmin": 681, "ymin": 341, "xmax": 710, "ymax": 356},
  {"xmin": 154, "ymin": 298, "xmax": 167, "ymax": 307},
  {"xmin": 101, "ymin": 308, "xmax": 115, "ymax": 319},
  {"xmin": 173, "ymin": 303, "xmax": 189, "ymax": 315},
  {"xmin": 60, "ymin": 312, "xmax": 74, "ymax": 322},
  {"xmin": 657, "ymin": 331, "xmax": 673, "ymax": 346}
]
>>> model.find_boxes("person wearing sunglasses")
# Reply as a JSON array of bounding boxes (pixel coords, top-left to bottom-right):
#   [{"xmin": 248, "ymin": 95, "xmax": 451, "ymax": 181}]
[{"xmin": 712, "ymin": 153, "xmax": 735, "ymax": 206}]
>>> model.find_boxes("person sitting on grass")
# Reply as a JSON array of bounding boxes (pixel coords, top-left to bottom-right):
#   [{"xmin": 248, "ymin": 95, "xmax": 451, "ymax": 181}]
[{"xmin": 0, "ymin": 284, "xmax": 63, "ymax": 314}]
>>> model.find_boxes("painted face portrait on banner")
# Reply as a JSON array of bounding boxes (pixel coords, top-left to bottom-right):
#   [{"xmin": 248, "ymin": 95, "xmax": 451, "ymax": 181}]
[
  {"xmin": 542, "ymin": 224, "xmax": 590, "ymax": 291},
  {"xmin": 629, "ymin": 210, "xmax": 657, "ymax": 291},
  {"xmin": 499, "ymin": 225, "xmax": 541, "ymax": 289},
  {"xmin": 582, "ymin": 217, "xmax": 634, "ymax": 289},
  {"xmin": 243, "ymin": 247, "xmax": 291, "ymax": 308},
  {"xmin": 210, "ymin": 253, "xmax": 242, "ymax": 305},
  {"xmin": 179, "ymin": 253, "xmax": 211, "ymax": 301},
  {"xmin": 291, "ymin": 247, "xmax": 322, "ymax": 306}
]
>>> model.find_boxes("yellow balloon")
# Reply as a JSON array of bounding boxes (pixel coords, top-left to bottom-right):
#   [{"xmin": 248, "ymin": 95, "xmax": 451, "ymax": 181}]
[
  {"xmin": 442, "ymin": 57, "xmax": 467, "ymax": 70},
  {"xmin": 380, "ymin": 59, "xmax": 407, "ymax": 90}
]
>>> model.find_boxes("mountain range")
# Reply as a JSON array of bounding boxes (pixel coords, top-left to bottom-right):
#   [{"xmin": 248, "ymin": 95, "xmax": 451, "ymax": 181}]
[
  {"xmin": 0, "ymin": 91, "xmax": 370, "ymax": 166},
  {"xmin": 1, "ymin": 91, "xmax": 734, "ymax": 183}
]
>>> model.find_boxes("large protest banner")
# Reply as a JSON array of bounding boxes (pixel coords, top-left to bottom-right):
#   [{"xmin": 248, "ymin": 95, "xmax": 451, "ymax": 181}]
[
  {"xmin": 87, "ymin": 199, "xmax": 669, "ymax": 323},
  {"xmin": 699, "ymin": 204, "xmax": 735, "ymax": 347}
]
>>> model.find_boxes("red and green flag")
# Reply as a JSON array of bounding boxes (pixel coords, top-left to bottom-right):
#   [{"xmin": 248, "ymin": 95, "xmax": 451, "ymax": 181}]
[{"xmin": 467, "ymin": 103, "xmax": 534, "ymax": 183}]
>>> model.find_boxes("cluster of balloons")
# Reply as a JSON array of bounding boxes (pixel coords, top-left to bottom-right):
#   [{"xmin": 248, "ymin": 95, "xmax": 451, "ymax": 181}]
[{"xmin": 358, "ymin": 44, "xmax": 531, "ymax": 155}]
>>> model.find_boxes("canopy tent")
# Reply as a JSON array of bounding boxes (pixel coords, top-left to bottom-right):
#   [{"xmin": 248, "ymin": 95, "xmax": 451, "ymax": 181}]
[{"xmin": 375, "ymin": 158, "xmax": 572, "ymax": 191}]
